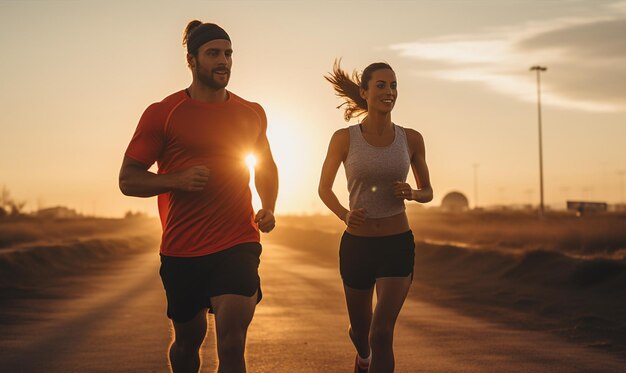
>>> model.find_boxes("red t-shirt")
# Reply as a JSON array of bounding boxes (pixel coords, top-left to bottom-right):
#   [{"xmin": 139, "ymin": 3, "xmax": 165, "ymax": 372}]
[{"xmin": 125, "ymin": 90, "xmax": 266, "ymax": 257}]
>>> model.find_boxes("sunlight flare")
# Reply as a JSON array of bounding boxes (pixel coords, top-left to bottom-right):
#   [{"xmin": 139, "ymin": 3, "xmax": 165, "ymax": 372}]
[{"xmin": 245, "ymin": 153, "xmax": 257, "ymax": 170}]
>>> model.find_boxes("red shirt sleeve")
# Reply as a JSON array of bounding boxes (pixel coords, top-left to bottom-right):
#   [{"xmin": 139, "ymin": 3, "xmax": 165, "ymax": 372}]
[{"xmin": 124, "ymin": 103, "xmax": 165, "ymax": 166}]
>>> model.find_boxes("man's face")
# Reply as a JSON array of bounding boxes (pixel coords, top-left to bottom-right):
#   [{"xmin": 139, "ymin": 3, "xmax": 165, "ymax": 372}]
[{"xmin": 189, "ymin": 39, "xmax": 233, "ymax": 90}]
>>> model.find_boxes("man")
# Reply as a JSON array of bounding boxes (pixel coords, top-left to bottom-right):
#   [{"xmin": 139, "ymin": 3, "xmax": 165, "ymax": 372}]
[{"xmin": 119, "ymin": 20, "xmax": 278, "ymax": 373}]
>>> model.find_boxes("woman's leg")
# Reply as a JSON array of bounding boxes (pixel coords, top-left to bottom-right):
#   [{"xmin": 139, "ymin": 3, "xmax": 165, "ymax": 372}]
[
  {"xmin": 369, "ymin": 275, "xmax": 412, "ymax": 373},
  {"xmin": 343, "ymin": 284, "xmax": 374, "ymax": 359}
]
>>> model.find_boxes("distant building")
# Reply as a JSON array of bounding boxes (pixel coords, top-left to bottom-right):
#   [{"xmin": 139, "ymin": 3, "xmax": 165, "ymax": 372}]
[
  {"xmin": 566, "ymin": 200, "xmax": 607, "ymax": 216},
  {"xmin": 124, "ymin": 210, "xmax": 148, "ymax": 219},
  {"xmin": 441, "ymin": 191, "xmax": 469, "ymax": 212},
  {"xmin": 611, "ymin": 203, "xmax": 626, "ymax": 213},
  {"xmin": 36, "ymin": 206, "xmax": 80, "ymax": 219}
]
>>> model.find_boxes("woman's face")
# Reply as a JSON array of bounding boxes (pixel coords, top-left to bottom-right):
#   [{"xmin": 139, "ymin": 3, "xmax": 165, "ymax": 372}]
[{"xmin": 360, "ymin": 68, "xmax": 397, "ymax": 114}]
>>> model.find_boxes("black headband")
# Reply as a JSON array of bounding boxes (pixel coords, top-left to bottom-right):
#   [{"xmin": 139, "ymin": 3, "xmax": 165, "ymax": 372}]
[{"xmin": 187, "ymin": 24, "xmax": 231, "ymax": 53}]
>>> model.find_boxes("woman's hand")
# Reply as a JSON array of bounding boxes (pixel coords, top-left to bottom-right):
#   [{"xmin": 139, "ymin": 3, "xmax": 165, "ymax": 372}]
[
  {"xmin": 394, "ymin": 181, "xmax": 433, "ymax": 203},
  {"xmin": 393, "ymin": 181, "xmax": 414, "ymax": 200},
  {"xmin": 343, "ymin": 208, "xmax": 367, "ymax": 228}
]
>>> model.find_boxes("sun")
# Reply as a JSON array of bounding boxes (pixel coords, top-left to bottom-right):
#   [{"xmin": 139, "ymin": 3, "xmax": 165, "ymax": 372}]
[{"xmin": 245, "ymin": 153, "xmax": 257, "ymax": 169}]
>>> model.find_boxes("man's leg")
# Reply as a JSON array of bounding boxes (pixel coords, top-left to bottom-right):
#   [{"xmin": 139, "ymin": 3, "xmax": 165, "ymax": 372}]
[
  {"xmin": 369, "ymin": 276, "xmax": 411, "ymax": 373},
  {"xmin": 169, "ymin": 309, "xmax": 208, "ymax": 373},
  {"xmin": 211, "ymin": 291, "xmax": 258, "ymax": 373}
]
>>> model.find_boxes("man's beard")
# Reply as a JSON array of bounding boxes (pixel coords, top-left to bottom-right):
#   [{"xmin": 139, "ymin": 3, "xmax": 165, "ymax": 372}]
[{"xmin": 196, "ymin": 65, "xmax": 230, "ymax": 90}]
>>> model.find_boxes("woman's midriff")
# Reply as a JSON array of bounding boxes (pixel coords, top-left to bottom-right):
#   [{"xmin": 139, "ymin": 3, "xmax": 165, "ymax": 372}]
[{"xmin": 346, "ymin": 212, "xmax": 410, "ymax": 237}]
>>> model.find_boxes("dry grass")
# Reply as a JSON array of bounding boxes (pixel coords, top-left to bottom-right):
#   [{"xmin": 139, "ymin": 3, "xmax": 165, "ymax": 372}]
[
  {"xmin": 0, "ymin": 216, "xmax": 161, "ymax": 289},
  {"xmin": 407, "ymin": 209, "xmax": 626, "ymax": 255},
  {"xmin": 276, "ymin": 209, "xmax": 626, "ymax": 255},
  {"xmin": 0, "ymin": 216, "xmax": 160, "ymax": 249}
]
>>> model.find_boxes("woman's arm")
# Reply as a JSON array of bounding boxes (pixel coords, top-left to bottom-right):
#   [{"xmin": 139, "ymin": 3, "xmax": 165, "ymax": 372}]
[
  {"xmin": 318, "ymin": 129, "xmax": 367, "ymax": 227},
  {"xmin": 393, "ymin": 129, "xmax": 433, "ymax": 203},
  {"xmin": 318, "ymin": 129, "xmax": 350, "ymax": 220}
]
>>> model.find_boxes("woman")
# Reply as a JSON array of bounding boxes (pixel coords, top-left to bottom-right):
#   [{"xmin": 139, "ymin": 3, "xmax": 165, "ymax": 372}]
[{"xmin": 318, "ymin": 60, "xmax": 433, "ymax": 373}]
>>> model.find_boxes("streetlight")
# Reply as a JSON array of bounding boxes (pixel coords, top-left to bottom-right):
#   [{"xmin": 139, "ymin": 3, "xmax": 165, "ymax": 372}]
[{"xmin": 530, "ymin": 65, "xmax": 547, "ymax": 217}]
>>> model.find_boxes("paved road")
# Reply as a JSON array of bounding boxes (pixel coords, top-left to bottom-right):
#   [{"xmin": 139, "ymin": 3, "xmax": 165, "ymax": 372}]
[{"xmin": 1, "ymin": 242, "xmax": 625, "ymax": 372}]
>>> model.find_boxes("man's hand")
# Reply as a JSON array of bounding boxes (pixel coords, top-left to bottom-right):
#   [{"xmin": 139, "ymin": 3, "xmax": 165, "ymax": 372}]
[
  {"xmin": 174, "ymin": 166, "xmax": 210, "ymax": 192},
  {"xmin": 255, "ymin": 209, "xmax": 275, "ymax": 233},
  {"xmin": 343, "ymin": 208, "xmax": 367, "ymax": 228}
]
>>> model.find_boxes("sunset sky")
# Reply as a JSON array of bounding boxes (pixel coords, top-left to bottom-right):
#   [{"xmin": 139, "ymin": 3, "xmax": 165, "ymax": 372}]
[{"xmin": 1, "ymin": 0, "xmax": 625, "ymax": 217}]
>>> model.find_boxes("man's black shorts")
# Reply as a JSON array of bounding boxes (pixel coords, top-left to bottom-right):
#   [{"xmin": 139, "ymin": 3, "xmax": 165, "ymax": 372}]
[
  {"xmin": 340, "ymin": 230, "xmax": 415, "ymax": 290},
  {"xmin": 159, "ymin": 242, "xmax": 262, "ymax": 323}
]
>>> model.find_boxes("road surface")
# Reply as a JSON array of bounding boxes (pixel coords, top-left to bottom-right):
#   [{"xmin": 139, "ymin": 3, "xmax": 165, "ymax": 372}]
[{"xmin": 1, "ymin": 241, "xmax": 624, "ymax": 372}]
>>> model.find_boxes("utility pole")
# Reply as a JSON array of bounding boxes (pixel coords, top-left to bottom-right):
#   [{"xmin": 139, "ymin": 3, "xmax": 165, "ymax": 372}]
[{"xmin": 530, "ymin": 65, "xmax": 547, "ymax": 217}]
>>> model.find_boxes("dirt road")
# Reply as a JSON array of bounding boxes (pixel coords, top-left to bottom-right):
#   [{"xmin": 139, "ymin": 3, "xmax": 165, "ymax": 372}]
[{"xmin": 1, "ymin": 241, "xmax": 624, "ymax": 372}]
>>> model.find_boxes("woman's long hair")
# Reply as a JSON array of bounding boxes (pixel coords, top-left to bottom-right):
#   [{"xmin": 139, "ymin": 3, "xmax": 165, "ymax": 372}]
[{"xmin": 324, "ymin": 59, "xmax": 394, "ymax": 122}]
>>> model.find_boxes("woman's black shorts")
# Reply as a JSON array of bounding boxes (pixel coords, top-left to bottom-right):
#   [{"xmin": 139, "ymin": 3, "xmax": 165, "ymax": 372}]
[
  {"xmin": 340, "ymin": 230, "xmax": 415, "ymax": 290},
  {"xmin": 159, "ymin": 242, "xmax": 262, "ymax": 323}
]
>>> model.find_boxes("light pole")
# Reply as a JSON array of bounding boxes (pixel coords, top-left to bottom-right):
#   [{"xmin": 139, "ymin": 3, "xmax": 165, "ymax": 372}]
[{"xmin": 530, "ymin": 65, "xmax": 547, "ymax": 217}]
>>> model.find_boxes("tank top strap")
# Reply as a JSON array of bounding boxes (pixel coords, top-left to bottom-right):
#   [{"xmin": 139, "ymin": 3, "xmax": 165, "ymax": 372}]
[
  {"xmin": 394, "ymin": 125, "xmax": 410, "ymax": 156},
  {"xmin": 348, "ymin": 124, "xmax": 363, "ymax": 143}
]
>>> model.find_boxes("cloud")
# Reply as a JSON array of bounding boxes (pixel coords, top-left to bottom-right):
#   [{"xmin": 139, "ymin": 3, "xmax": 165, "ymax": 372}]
[
  {"xmin": 390, "ymin": 9, "xmax": 626, "ymax": 112},
  {"xmin": 519, "ymin": 19, "xmax": 626, "ymax": 59}
]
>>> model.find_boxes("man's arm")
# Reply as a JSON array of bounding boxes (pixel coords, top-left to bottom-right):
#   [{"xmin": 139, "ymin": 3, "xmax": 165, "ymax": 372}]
[
  {"xmin": 253, "ymin": 134, "xmax": 278, "ymax": 233},
  {"xmin": 119, "ymin": 156, "xmax": 210, "ymax": 197}
]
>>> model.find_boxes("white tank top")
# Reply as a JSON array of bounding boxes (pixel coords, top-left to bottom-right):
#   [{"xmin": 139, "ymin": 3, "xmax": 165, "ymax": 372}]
[{"xmin": 344, "ymin": 124, "xmax": 411, "ymax": 218}]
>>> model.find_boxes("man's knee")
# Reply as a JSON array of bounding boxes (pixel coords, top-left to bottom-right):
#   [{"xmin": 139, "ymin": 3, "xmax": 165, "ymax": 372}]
[
  {"xmin": 172, "ymin": 331, "xmax": 205, "ymax": 353},
  {"xmin": 171, "ymin": 313, "xmax": 208, "ymax": 352},
  {"xmin": 216, "ymin": 330, "xmax": 246, "ymax": 358},
  {"xmin": 171, "ymin": 341, "xmax": 202, "ymax": 359}
]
